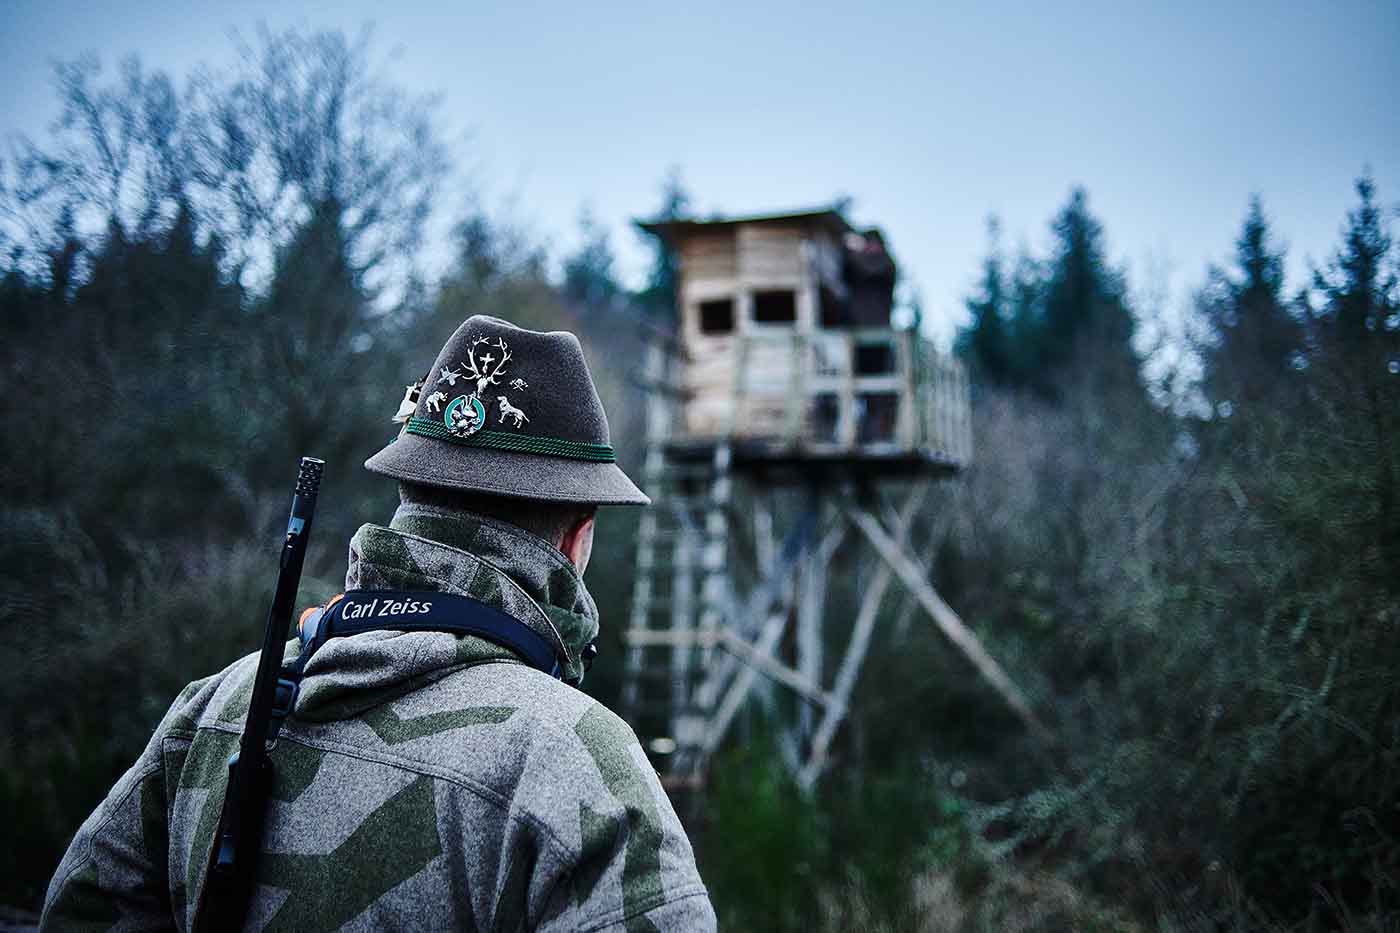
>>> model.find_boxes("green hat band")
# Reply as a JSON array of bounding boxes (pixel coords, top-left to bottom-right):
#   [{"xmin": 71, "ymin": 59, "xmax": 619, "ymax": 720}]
[{"xmin": 405, "ymin": 417, "xmax": 616, "ymax": 463}]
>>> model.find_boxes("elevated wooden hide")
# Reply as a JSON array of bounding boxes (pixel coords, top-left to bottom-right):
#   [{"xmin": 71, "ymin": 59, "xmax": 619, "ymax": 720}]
[{"xmin": 638, "ymin": 209, "xmax": 969, "ymax": 470}]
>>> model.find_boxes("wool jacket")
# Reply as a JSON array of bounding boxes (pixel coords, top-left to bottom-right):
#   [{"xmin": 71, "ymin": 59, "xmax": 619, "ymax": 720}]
[{"xmin": 42, "ymin": 504, "xmax": 715, "ymax": 932}]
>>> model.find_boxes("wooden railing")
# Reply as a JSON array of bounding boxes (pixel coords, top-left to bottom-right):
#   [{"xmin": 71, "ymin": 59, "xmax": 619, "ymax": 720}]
[{"xmin": 680, "ymin": 328, "xmax": 971, "ymax": 467}]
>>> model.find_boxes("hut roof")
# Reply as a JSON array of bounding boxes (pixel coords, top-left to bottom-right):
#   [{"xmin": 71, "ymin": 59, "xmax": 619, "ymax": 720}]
[{"xmin": 635, "ymin": 207, "xmax": 854, "ymax": 242}]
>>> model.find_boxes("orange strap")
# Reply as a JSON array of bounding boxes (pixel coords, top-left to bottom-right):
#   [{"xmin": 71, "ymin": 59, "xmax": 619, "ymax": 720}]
[{"xmin": 298, "ymin": 593, "xmax": 344, "ymax": 635}]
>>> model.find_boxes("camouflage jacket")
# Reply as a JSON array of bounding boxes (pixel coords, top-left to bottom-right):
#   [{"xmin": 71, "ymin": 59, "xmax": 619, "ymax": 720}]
[{"xmin": 42, "ymin": 504, "xmax": 715, "ymax": 932}]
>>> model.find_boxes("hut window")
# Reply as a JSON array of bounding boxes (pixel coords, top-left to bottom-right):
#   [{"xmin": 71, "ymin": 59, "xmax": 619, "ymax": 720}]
[
  {"xmin": 810, "ymin": 393, "xmax": 840, "ymax": 443},
  {"xmin": 698, "ymin": 298, "xmax": 735, "ymax": 335},
  {"xmin": 856, "ymin": 392, "xmax": 899, "ymax": 444},
  {"xmin": 752, "ymin": 289, "xmax": 797, "ymax": 325},
  {"xmin": 854, "ymin": 342, "xmax": 895, "ymax": 375}
]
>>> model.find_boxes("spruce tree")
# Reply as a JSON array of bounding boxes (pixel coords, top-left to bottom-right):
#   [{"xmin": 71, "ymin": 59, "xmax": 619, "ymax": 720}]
[
  {"xmin": 1308, "ymin": 174, "xmax": 1400, "ymax": 566},
  {"xmin": 956, "ymin": 218, "xmax": 1015, "ymax": 388},
  {"xmin": 1198, "ymin": 197, "xmax": 1302, "ymax": 412},
  {"xmin": 1312, "ymin": 174, "xmax": 1397, "ymax": 363},
  {"xmin": 562, "ymin": 208, "xmax": 621, "ymax": 316},
  {"xmin": 1038, "ymin": 188, "xmax": 1141, "ymax": 399},
  {"xmin": 1006, "ymin": 250, "xmax": 1044, "ymax": 391},
  {"xmin": 636, "ymin": 168, "xmax": 690, "ymax": 321}
]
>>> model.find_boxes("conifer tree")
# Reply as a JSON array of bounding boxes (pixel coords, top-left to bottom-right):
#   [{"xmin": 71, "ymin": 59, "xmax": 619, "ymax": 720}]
[
  {"xmin": 1311, "ymin": 174, "xmax": 1398, "ymax": 365},
  {"xmin": 1006, "ymin": 250, "xmax": 1044, "ymax": 390},
  {"xmin": 1037, "ymin": 188, "xmax": 1141, "ymax": 400},
  {"xmin": 1308, "ymin": 174, "xmax": 1400, "ymax": 565},
  {"xmin": 956, "ymin": 218, "xmax": 1015, "ymax": 388},
  {"xmin": 1198, "ymin": 197, "xmax": 1302, "ymax": 412},
  {"xmin": 562, "ymin": 207, "xmax": 621, "ymax": 316},
  {"xmin": 636, "ymin": 168, "xmax": 691, "ymax": 320}
]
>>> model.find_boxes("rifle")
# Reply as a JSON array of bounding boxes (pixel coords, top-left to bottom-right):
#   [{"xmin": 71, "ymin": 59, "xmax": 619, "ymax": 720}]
[{"xmin": 192, "ymin": 456, "xmax": 324, "ymax": 932}]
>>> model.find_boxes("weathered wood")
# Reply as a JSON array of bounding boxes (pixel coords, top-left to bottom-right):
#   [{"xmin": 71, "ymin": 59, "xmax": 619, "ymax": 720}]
[
  {"xmin": 899, "ymin": 329, "xmax": 917, "ymax": 448},
  {"xmin": 684, "ymin": 506, "xmax": 827, "ymax": 735},
  {"xmin": 717, "ymin": 629, "xmax": 830, "ymax": 706},
  {"xmin": 799, "ymin": 484, "xmax": 929, "ymax": 788},
  {"xmin": 840, "ymin": 335, "xmax": 858, "ymax": 447},
  {"xmin": 680, "ymin": 229, "xmax": 738, "ymax": 283},
  {"xmin": 670, "ymin": 503, "xmax": 699, "ymax": 748},
  {"xmin": 783, "ymin": 331, "xmax": 805, "ymax": 444},
  {"xmin": 738, "ymin": 224, "xmax": 805, "ymax": 281},
  {"xmin": 795, "ymin": 492, "xmax": 827, "ymax": 746},
  {"xmin": 621, "ymin": 340, "xmax": 678, "ymax": 719},
  {"xmin": 697, "ymin": 443, "xmax": 732, "ymax": 673},
  {"xmin": 841, "ymin": 498, "xmax": 1051, "ymax": 741},
  {"xmin": 753, "ymin": 491, "xmax": 775, "ymax": 577},
  {"xmin": 701, "ymin": 607, "xmax": 790, "ymax": 760},
  {"xmin": 697, "ymin": 511, "xmax": 820, "ymax": 761},
  {"xmin": 624, "ymin": 629, "xmax": 721, "ymax": 647}
]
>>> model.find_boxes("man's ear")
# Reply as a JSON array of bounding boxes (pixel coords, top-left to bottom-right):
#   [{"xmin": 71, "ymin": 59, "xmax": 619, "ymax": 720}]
[{"xmin": 559, "ymin": 514, "xmax": 596, "ymax": 570}]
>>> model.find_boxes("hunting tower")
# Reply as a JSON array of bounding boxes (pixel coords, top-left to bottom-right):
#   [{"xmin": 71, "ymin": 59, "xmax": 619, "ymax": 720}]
[{"xmin": 622, "ymin": 208, "xmax": 1040, "ymax": 794}]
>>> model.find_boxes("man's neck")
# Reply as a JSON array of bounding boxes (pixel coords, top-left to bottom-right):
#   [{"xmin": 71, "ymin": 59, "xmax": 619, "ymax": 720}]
[{"xmin": 384, "ymin": 502, "xmax": 599, "ymax": 656}]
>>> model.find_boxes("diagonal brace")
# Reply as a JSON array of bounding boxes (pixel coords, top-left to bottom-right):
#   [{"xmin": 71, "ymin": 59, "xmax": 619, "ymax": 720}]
[
  {"xmin": 841, "ymin": 497, "xmax": 1052, "ymax": 742},
  {"xmin": 798, "ymin": 483, "xmax": 928, "ymax": 788}
]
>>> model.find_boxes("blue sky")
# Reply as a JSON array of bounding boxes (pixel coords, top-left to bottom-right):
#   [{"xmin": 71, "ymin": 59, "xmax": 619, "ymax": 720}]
[{"xmin": 2, "ymin": 0, "xmax": 1397, "ymax": 343}]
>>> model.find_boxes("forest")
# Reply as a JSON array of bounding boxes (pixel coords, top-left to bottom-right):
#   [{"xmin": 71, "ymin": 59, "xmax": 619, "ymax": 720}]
[{"xmin": 1, "ymin": 27, "xmax": 1397, "ymax": 932}]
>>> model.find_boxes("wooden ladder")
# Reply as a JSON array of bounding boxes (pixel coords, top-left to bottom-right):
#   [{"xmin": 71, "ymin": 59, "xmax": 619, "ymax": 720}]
[{"xmin": 622, "ymin": 441, "xmax": 734, "ymax": 789}]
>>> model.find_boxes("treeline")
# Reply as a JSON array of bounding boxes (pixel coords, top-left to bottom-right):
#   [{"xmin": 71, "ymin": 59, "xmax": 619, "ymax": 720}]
[{"xmin": 933, "ymin": 181, "xmax": 1398, "ymax": 926}]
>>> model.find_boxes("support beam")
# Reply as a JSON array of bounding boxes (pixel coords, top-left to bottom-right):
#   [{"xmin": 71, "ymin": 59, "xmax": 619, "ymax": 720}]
[
  {"xmin": 623, "ymin": 627, "xmax": 828, "ymax": 706},
  {"xmin": 697, "ymin": 511, "xmax": 820, "ymax": 762},
  {"xmin": 795, "ymin": 491, "xmax": 827, "ymax": 747},
  {"xmin": 717, "ymin": 630, "xmax": 830, "ymax": 706},
  {"xmin": 701, "ymin": 608, "xmax": 791, "ymax": 759},
  {"xmin": 841, "ymin": 498, "xmax": 1052, "ymax": 742},
  {"xmin": 750, "ymin": 489, "xmax": 780, "ymax": 720},
  {"xmin": 669, "ymin": 503, "xmax": 701, "ymax": 750},
  {"xmin": 799, "ymin": 483, "xmax": 929, "ymax": 789},
  {"xmin": 697, "ymin": 443, "xmax": 733, "ymax": 671},
  {"xmin": 623, "ymin": 629, "xmax": 722, "ymax": 648}
]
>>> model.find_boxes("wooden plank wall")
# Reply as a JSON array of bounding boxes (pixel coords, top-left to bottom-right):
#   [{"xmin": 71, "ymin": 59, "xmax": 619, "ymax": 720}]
[{"xmin": 673, "ymin": 220, "xmax": 970, "ymax": 465}]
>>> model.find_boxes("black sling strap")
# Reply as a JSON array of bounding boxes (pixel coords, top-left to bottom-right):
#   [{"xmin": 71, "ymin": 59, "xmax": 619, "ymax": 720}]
[
  {"xmin": 302, "ymin": 589, "xmax": 564, "ymax": 678},
  {"xmin": 266, "ymin": 589, "xmax": 570, "ymax": 745}
]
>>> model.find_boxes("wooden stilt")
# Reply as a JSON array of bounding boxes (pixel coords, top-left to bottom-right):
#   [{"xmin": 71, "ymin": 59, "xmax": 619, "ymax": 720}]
[
  {"xmin": 841, "ymin": 498, "xmax": 1051, "ymax": 742},
  {"xmin": 798, "ymin": 483, "xmax": 929, "ymax": 788},
  {"xmin": 795, "ymin": 490, "xmax": 825, "ymax": 749},
  {"xmin": 696, "ymin": 512, "xmax": 819, "ymax": 763}
]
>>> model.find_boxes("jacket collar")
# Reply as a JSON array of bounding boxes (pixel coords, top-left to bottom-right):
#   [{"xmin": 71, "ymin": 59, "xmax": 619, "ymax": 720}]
[{"xmin": 294, "ymin": 505, "xmax": 598, "ymax": 721}]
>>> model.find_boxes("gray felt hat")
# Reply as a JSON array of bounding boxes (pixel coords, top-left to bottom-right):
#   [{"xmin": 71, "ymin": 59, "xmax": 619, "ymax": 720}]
[{"xmin": 365, "ymin": 316, "xmax": 650, "ymax": 506}]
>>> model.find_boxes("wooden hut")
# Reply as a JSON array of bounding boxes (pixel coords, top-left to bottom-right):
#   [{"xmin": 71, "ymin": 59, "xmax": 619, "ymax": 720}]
[{"xmin": 636, "ymin": 208, "xmax": 970, "ymax": 469}]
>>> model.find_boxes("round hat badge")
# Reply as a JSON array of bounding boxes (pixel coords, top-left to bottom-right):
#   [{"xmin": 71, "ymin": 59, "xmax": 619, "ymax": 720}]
[{"xmin": 445, "ymin": 394, "xmax": 486, "ymax": 437}]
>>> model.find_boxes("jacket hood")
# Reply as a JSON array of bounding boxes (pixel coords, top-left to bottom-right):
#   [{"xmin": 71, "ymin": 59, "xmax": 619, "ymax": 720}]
[{"xmin": 294, "ymin": 504, "xmax": 599, "ymax": 720}]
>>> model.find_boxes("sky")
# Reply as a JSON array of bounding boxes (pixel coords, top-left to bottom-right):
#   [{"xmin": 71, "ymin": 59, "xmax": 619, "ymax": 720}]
[{"xmin": 2, "ymin": 0, "xmax": 1397, "ymax": 345}]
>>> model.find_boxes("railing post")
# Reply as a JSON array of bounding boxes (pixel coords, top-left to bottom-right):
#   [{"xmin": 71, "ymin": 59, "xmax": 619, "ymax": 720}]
[
  {"xmin": 841, "ymin": 333, "xmax": 857, "ymax": 448},
  {"xmin": 900, "ymin": 329, "xmax": 917, "ymax": 450},
  {"xmin": 785, "ymin": 330, "xmax": 806, "ymax": 446}
]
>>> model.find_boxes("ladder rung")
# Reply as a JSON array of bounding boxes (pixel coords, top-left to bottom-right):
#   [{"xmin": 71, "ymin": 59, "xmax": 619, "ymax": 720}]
[
  {"xmin": 623, "ymin": 628, "xmax": 724, "ymax": 648},
  {"xmin": 619, "ymin": 669, "xmax": 684, "ymax": 685},
  {"xmin": 628, "ymin": 701, "xmax": 714, "ymax": 716},
  {"xmin": 643, "ymin": 527, "xmax": 714, "ymax": 541}
]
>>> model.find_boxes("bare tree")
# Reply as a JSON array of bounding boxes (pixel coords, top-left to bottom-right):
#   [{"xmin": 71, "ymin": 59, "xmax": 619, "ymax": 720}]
[
  {"xmin": 187, "ymin": 26, "xmax": 446, "ymax": 298},
  {"xmin": 2, "ymin": 26, "xmax": 447, "ymax": 303}
]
